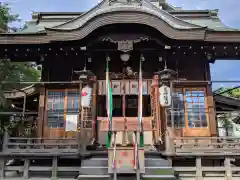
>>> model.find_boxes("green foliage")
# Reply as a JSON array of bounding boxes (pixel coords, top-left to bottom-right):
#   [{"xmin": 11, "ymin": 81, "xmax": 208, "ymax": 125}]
[
  {"xmin": 0, "ymin": 59, "xmax": 40, "ymax": 134},
  {"xmin": 219, "ymin": 113, "xmax": 233, "ymax": 128},
  {"xmin": 215, "ymin": 87, "xmax": 240, "ymax": 132},
  {"xmin": 214, "ymin": 87, "xmax": 240, "ymax": 99},
  {"xmin": 0, "ymin": 2, "xmax": 20, "ymax": 32},
  {"xmin": 0, "ymin": 4, "xmax": 40, "ymax": 135}
]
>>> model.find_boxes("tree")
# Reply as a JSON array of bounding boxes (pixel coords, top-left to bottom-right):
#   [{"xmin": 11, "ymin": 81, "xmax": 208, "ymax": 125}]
[
  {"xmin": 0, "ymin": 2, "xmax": 20, "ymax": 32},
  {"xmin": 215, "ymin": 87, "xmax": 240, "ymax": 136},
  {"xmin": 0, "ymin": 3, "xmax": 41, "ymax": 137},
  {"xmin": 219, "ymin": 113, "xmax": 233, "ymax": 136},
  {"xmin": 214, "ymin": 87, "xmax": 240, "ymax": 99}
]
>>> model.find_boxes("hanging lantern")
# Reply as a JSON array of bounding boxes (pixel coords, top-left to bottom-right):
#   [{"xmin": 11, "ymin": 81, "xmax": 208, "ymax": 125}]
[
  {"xmin": 81, "ymin": 85, "xmax": 93, "ymax": 107},
  {"xmin": 155, "ymin": 61, "xmax": 176, "ymax": 108},
  {"xmin": 159, "ymin": 84, "xmax": 171, "ymax": 107}
]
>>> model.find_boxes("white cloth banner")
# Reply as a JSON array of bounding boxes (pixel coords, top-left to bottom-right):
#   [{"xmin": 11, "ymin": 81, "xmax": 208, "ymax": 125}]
[
  {"xmin": 233, "ymin": 123, "xmax": 240, "ymax": 137},
  {"xmin": 65, "ymin": 115, "xmax": 78, "ymax": 131}
]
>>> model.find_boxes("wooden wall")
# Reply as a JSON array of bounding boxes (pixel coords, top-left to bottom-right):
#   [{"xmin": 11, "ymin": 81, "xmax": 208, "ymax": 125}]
[{"xmin": 38, "ymin": 51, "xmax": 216, "ymax": 139}]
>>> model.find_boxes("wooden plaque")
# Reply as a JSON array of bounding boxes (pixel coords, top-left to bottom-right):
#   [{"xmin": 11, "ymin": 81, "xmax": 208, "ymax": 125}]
[
  {"xmin": 112, "ymin": 80, "xmax": 121, "ymax": 95},
  {"xmin": 126, "ymin": 117, "xmax": 153, "ymax": 131},
  {"xmin": 129, "ymin": 80, "xmax": 138, "ymax": 95},
  {"xmin": 98, "ymin": 117, "xmax": 125, "ymax": 131},
  {"xmin": 98, "ymin": 117, "xmax": 153, "ymax": 131}
]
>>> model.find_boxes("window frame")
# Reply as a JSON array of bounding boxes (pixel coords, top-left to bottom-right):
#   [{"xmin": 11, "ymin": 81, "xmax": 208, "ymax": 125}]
[
  {"xmin": 171, "ymin": 87, "xmax": 209, "ymax": 129},
  {"xmin": 45, "ymin": 88, "xmax": 80, "ymax": 129}
]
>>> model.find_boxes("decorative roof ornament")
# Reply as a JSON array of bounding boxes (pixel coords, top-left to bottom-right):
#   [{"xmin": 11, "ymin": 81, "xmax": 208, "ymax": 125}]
[
  {"xmin": 102, "ymin": 36, "xmax": 149, "ymax": 52},
  {"xmin": 109, "ymin": 0, "xmax": 142, "ymax": 6}
]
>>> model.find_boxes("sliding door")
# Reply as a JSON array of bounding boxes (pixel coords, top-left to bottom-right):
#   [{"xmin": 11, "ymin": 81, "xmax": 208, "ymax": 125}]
[
  {"xmin": 170, "ymin": 87, "xmax": 210, "ymax": 137},
  {"xmin": 45, "ymin": 89, "xmax": 79, "ymax": 138}
]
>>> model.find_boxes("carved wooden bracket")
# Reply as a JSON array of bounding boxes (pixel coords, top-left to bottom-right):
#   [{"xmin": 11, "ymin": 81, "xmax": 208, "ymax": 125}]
[{"xmin": 102, "ymin": 36, "xmax": 149, "ymax": 52}]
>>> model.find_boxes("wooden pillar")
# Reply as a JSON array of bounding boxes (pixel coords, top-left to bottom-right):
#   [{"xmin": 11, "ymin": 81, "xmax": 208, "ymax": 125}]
[
  {"xmin": 0, "ymin": 158, "xmax": 5, "ymax": 179},
  {"xmin": 37, "ymin": 86, "xmax": 46, "ymax": 138},
  {"xmin": 122, "ymin": 78, "xmax": 127, "ymax": 146},
  {"xmin": 92, "ymin": 77, "xmax": 97, "ymax": 141},
  {"xmin": 0, "ymin": 132, "xmax": 7, "ymax": 177},
  {"xmin": 224, "ymin": 157, "xmax": 232, "ymax": 180},
  {"xmin": 23, "ymin": 158, "xmax": 30, "ymax": 179},
  {"xmin": 2, "ymin": 132, "xmax": 8, "ymax": 151},
  {"xmin": 152, "ymin": 75, "xmax": 161, "ymax": 143},
  {"xmin": 167, "ymin": 157, "xmax": 172, "ymax": 166},
  {"xmin": 196, "ymin": 157, "xmax": 203, "ymax": 180},
  {"xmin": 78, "ymin": 83, "xmax": 84, "ymax": 152},
  {"xmin": 164, "ymin": 131, "xmax": 174, "ymax": 155},
  {"xmin": 205, "ymin": 61, "xmax": 217, "ymax": 136},
  {"xmin": 51, "ymin": 156, "xmax": 58, "ymax": 180}
]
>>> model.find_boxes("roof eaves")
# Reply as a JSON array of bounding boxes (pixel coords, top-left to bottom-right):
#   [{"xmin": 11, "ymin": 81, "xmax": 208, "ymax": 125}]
[
  {"xmin": 47, "ymin": 0, "xmax": 107, "ymax": 30},
  {"xmin": 0, "ymin": 31, "xmax": 46, "ymax": 36}
]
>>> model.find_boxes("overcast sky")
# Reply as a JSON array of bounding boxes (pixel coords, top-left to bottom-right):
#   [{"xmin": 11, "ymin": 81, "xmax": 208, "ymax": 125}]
[{"xmin": 3, "ymin": 0, "xmax": 240, "ymax": 89}]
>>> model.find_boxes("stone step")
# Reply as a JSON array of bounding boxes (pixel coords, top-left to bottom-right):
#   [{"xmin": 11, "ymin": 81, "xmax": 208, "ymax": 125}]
[
  {"xmin": 145, "ymin": 158, "xmax": 171, "ymax": 167},
  {"xmin": 145, "ymin": 166, "xmax": 174, "ymax": 175},
  {"xmin": 142, "ymin": 174, "xmax": 176, "ymax": 179},
  {"xmin": 82, "ymin": 158, "xmax": 170, "ymax": 167},
  {"xmin": 78, "ymin": 174, "xmax": 110, "ymax": 180},
  {"xmin": 79, "ymin": 166, "xmax": 108, "ymax": 175},
  {"xmin": 80, "ymin": 166, "xmax": 174, "ymax": 175},
  {"xmin": 81, "ymin": 158, "xmax": 108, "ymax": 167}
]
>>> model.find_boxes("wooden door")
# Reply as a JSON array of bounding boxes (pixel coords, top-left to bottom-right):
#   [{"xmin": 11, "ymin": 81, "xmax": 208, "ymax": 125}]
[
  {"xmin": 65, "ymin": 89, "xmax": 79, "ymax": 138},
  {"xmin": 45, "ymin": 89, "xmax": 80, "ymax": 139},
  {"xmin": 45, "ymin": 90, "xmax": 65, "ymax": 138},
  {"xmin": 181, "ymin": 88, "xmax": 210, "ymax": 137}
]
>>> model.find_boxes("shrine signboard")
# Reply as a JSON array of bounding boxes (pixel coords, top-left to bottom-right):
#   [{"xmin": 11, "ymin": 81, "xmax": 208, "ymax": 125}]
[{"xmin": 98, "ymin": 80, "xmax": 150, "ymax": 95}]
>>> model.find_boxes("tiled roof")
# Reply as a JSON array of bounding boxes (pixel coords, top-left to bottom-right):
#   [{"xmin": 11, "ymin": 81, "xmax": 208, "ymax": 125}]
[{"xmin": 20, "ymin": 6, "xmax": 238, "ymax": 33}]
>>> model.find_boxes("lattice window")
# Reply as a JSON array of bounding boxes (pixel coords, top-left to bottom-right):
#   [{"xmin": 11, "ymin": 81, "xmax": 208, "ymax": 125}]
[
  {"xmin": 47, "ymin": 91, "xmax": 65, "ymax": 128},
  {"xmin": 67, "ymin": 90, "xmax": 79, "ymax": 113},
  {"xmin": 168, "ymin": 88, "xmax": 208, "ymax": 128},
  {"xmin": 185, "ymin": 88, "xmax": 207, "ymax": 128},
  {"xmin": 47, "ymin": 90, "xmax": 80, "ymax": 128},
  {"xmin": 168, "ymin": 88, "xmax": 185, "ymax": 127}
]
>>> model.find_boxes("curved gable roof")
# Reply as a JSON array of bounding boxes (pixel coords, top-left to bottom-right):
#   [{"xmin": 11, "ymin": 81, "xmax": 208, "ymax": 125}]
[
  {"xmin": 46, "ymin": 0, "xmax": 203, "ymax": 31},
  {"xmin": 1, "ymin": 0, "xmax": 240, "ymax": 44}
]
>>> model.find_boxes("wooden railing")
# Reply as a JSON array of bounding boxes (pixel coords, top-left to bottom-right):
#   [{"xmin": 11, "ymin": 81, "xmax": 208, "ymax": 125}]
[
  {"xmin": 172, "ymin": 136, "xmax": 240, "ymax": 155},
  {"xmin": 1, "ymin": 132, "xmax": 78, "ymax": 155},
  {"xmin": 172, "ymin": 162, "xmax": 240, "ymax": 179}
]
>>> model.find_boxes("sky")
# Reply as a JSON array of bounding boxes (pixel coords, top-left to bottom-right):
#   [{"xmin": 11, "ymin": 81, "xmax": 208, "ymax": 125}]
[{"xmin": 3, "ymin": 0, "xmax": 240, "ymax": 89}]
